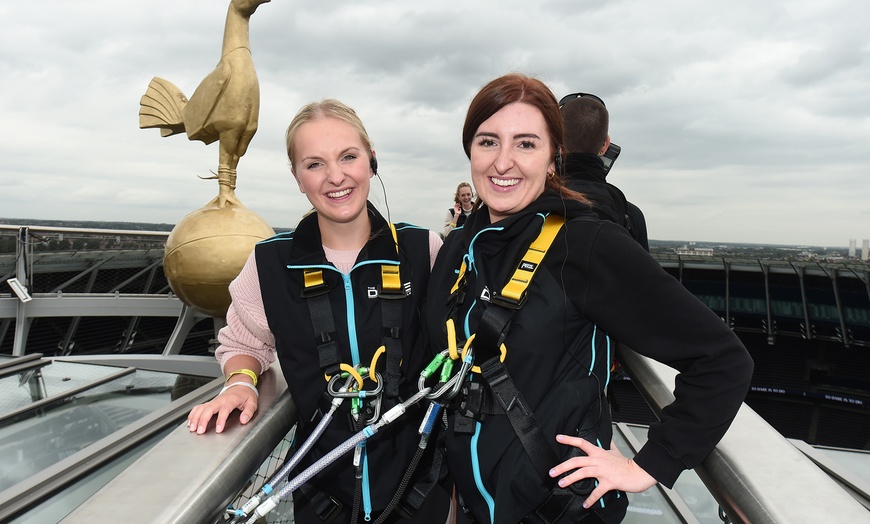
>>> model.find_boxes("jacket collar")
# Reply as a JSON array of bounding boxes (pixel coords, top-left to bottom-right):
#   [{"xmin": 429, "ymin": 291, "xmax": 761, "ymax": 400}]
[
  {"xmin": 564, "ymin": 153, "xmax": 607, "ymax": 183},
  {"xmin": 288, "ymin": 201, "xmax": 396, "ymax": 267},
  {"xmin": 459, "ymin": 189, "xmax": 595, "ymax": 242}
]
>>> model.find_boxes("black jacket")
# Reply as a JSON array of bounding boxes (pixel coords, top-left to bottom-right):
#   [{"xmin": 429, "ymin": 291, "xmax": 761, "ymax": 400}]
[
  {"xmin": 426, "ymin": 190, "xmax": 752, "ymax": 523},
  {"xmin": 256, "ymin": 203, "xmax": 436, "ymax": 513},
  {"xmin": 563, "ymin": 152, "xmax": 649, "ymax": 251}
]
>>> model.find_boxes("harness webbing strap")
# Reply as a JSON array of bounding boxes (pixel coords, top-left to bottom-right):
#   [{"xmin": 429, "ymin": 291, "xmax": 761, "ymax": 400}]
[
  {"xmin": 479, "ymin": 358, "xmax": 558, "ymax": 484},
  {"xmin": 381, "ymin": 298, "xmax": 403, "ymax": 401},
  {"xmin": 521, "ymin": 490, "xmax": 606, "ymax": 524},
  {"xmin": 450, "ymin": 261, "xmax": 468, "ymax": 296},
  {"xmin": 303, "ymin": 269, "xmax": 341, "ymax": 377},
  {"xmin": 380, "ymin": 223, "xmax": 405, "ymax": 401},
  {"xmin": 499, "ymin": 215, "xmax": 564, "ymax": 306},
  {"xmin": 458, "ymin": 214, "xmax": 567, "ymax": 502},
  {"xmin": 474, "ymin": 215, "xmax": 565, "ymax": 358}
]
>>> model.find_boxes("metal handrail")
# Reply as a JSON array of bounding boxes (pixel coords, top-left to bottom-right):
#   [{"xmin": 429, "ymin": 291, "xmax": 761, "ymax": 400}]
[
  {"xmin": 0, "ymin": 224, "xmax": 171, "ymax": 237},
  {"xmin": 0, "ymin": 356, "xmax": 49, "ymax": 380},
  {"xmin": 0, "ymin": 353, "xmax": 44, "ymax": 370},
  {"xmin": 617, "ymin": 345, "xmax": 870, "ymax": 523},
  {"xmin": 62, "ymin": 363, "xmax": 296, "ymax": 524}
]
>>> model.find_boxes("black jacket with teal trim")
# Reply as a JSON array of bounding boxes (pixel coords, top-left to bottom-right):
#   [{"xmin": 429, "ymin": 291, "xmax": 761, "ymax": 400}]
[
  {"xmin": 425, "ymin": 190, "xmax": 753, "ymax": 523},
  {"xmin": 255, "ymin": 203, "xmax": 435, "ymax": 510}
]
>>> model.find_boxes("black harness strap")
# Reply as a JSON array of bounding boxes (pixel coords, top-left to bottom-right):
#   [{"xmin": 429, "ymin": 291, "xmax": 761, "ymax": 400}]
[
  {"xmin": 478, "ymin": 357, "xmax": 559, "ymax": 483},
  {"xmin": 521, "ymin": 490, "xmax": 606, "ymax": 524},
  {"xmin": 379, "ymin": 224, "xmax": 405, "ymax": 402},
  {"xmin": 302, "ymin": 269, "xmax": 342, "ymax": 377}
]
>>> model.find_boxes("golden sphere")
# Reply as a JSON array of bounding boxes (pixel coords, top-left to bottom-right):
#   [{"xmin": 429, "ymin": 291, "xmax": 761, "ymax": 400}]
[{"xmin": 164, "ymin": 202, "xmax": 275, "ymax": 317}]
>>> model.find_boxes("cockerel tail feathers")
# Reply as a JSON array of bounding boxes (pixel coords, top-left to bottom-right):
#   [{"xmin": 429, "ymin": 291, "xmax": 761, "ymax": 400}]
[{"xmin": 139, "ymin": 77, "xmax": 188, "ymax": 137}]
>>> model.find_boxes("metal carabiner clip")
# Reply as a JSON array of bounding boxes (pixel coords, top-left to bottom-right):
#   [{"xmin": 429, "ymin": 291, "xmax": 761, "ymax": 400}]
[
  {"xmin": 418, "ymin": 349, "xmax": 450, "ymax": 392},
  {"xmin": 328, "ymin": 371, "xmax": 384, "ymax": 399},
  {"xmin": 426, "ymin": 351, "xmax": 473, "ymax": 401}
]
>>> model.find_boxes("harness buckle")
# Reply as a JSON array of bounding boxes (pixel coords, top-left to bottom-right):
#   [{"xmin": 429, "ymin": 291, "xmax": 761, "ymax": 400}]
[
  {"xmin": 490, "ymin": 290, "xmax": 527, "ymax": 310},
  {"xmin": 301, "ymin": 282, "xmax": 330, "ymax": 298},
  {"xmin": 457, "ymin": 381, "xmax": 487, "ymax": 421},
  {"xmin": 301, "ymin": 269, "xmax": 331, "ymax": 298},
  {"xmin": 377, "ymin": 286, "xmax": 408, "ymax": 300}
]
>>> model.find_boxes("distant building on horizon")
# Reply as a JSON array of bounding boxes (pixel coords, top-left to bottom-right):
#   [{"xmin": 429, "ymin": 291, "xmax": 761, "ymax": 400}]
[
  {"xmin": 863, "ymin": 239, "xmax": 869, "ymax": 261},
  {"xmin": 849, "ymin": 239, "xmax": 856, "ymax": 258},
  {"xmin": 675, "ymin": 244, "xmax": 714, "ymax": 257}
]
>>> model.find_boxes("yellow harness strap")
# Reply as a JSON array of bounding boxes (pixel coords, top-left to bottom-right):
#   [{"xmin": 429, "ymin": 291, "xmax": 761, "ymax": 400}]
[
  {"xmin": 450, "ymin": 261, "xmax": 467, "ymax": 295},
  {"xmin": 449, "ymin": 215, "xmax": 564, "ymax": 303},
  {"xmin": 381, "ymin": 223, "xmax": 403, "ymax": 294},
  {"xmin": 498, "ymin": 214, "xmax": 565, "ymax": 306}
]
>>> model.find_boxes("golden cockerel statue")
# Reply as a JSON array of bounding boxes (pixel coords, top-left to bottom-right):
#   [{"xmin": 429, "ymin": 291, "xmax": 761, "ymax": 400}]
[
  {"xmin": 137, "ymin": 0, "xmax": 275, "ymax": 318},
  {"xmin": 138, "ymin": 0, "xmax": 271, "ymax": 208}
]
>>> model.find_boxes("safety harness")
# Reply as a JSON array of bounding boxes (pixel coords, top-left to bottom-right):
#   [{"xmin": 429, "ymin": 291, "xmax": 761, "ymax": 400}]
[
  {"xmin": 296, "ymin": 223, "xmax": 441, "ymax": 524},
  {"xmin": 302, "ymin": 223, "xmax": 404, "ymax": 411},
  {"xmin": 447, "ymin": 214, "xmax": 604, "ymax": 524}
]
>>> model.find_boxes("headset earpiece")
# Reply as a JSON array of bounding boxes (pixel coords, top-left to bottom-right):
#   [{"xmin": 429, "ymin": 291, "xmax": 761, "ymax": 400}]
[
  {"xmin": 370, "ymin": 156, "xmax": 378, "ymax": 174},
  {"xmin": 554, "ymin": 152, "xmax": 563, "ymax": 175}
]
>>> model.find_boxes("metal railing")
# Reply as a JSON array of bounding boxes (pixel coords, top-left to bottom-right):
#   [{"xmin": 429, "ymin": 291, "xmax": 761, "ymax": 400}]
[
  {"xmin": 618, "ymin": 345, "xmax": 870, "ymax": 523},
  {"xmin": 61, "ymin": 362, "xmax": 296, "ymax": 524},
  {"xmin": 56, "ymin": 348, "xmax": 870, "ymax": 523}
]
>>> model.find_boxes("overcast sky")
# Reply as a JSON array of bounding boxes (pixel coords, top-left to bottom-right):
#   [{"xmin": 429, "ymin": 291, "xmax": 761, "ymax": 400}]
[{"xmin": 2, "ymin": 0, "xmax": 868, "ymax": 247}]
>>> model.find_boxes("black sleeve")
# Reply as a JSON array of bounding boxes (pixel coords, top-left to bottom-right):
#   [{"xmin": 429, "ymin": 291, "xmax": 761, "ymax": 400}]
[
  {"xmin": 565, "ymin": 219, "xmax": 753, "ymax": 487},
  {"xmin": 626, "ymin": 202, "xmax": 649, "ymax": 252}
]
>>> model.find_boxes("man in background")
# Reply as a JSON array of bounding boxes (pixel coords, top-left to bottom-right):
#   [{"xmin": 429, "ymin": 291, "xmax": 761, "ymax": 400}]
[{"xmin": 559, "ymin": 93, "xmax": 648, "ymax": 250}]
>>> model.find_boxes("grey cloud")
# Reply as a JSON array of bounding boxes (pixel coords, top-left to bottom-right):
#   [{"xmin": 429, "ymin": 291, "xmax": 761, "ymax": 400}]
[{"xmin": 2, "ymin": 0, "xmax": 869, "ymax": 246}]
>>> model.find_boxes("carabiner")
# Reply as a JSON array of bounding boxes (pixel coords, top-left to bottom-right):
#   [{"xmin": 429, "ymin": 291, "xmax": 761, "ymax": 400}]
[
  {"xmin": 426, "ymin": 352, "xmax": 473, "ymax": 401},
  {"xmin": 328, "ymin": 371, "xmax": 384, "ymax": 399},
  {"xmin": 418, "ymin": 350, "xmax": 450, "ymax": 392}
]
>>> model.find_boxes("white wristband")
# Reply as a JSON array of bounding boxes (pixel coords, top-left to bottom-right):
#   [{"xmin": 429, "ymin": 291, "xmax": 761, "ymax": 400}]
[{"xmin": 220, "ymin": 381, "xmax": 259, "ymax": 397}]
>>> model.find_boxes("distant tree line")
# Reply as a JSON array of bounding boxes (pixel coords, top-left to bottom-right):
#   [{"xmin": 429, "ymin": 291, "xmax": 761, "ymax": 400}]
[{"xmin": 0, "ymin": 218, "xmax": 176, "ymax": 231}]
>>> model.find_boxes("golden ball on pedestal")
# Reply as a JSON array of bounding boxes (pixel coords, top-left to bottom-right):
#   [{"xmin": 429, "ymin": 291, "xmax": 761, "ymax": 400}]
[{"xmin": 164, "ymin": 202, "xmax": 275, "ymax": 317}]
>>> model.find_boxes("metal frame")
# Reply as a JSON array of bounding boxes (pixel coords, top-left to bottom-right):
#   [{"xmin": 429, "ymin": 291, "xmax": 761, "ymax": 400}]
[
  {"xmin": 0, "ymin": 365, "xmax": 137, "ymax": 424},
  {"xmin": 0, "ymin": 365, "xmax": 224, "ymax": 522}
]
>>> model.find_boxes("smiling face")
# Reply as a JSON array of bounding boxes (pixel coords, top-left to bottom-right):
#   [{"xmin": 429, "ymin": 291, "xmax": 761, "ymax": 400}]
[
  {"xmin": 458, "ymin": 185, "xmax": 474, "ymax": 208},
  {"xmin": 470, "ymin": 102, "xmax": 555, "ymax": 223},
  {"xmin": 291, "ymin": 117, "xmax": 373, "ymax": 229}
]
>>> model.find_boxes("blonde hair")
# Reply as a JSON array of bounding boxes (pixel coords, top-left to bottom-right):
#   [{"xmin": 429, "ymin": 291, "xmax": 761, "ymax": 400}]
[{"xmin": 285, "ymin": 99, "xmax": 373, "ymax": 170}]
